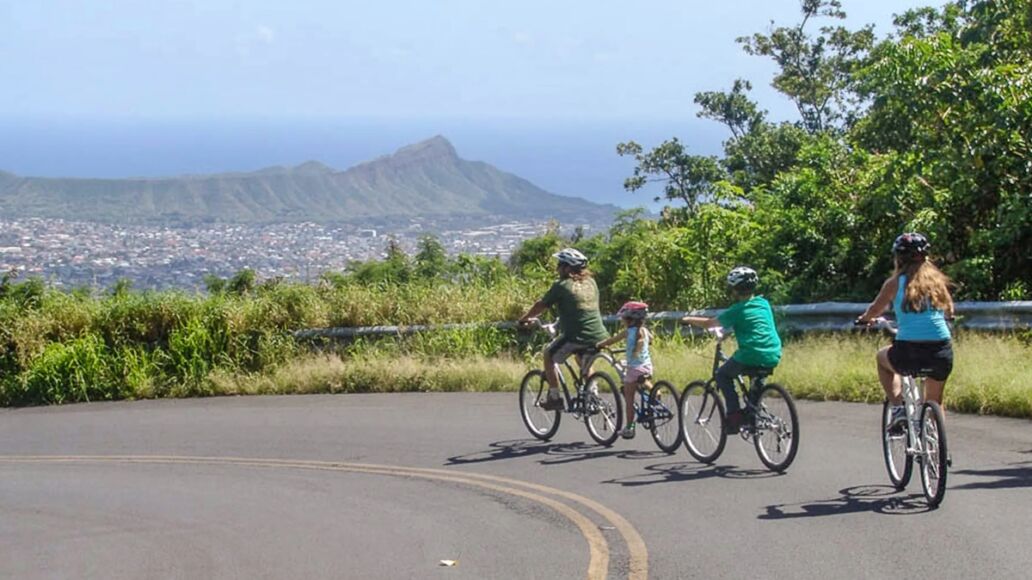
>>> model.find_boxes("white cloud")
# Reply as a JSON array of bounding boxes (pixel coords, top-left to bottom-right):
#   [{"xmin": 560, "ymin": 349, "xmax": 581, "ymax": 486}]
[{"xmin": 255, "ymin": 25, "xmax": 275, "ymax": 44}]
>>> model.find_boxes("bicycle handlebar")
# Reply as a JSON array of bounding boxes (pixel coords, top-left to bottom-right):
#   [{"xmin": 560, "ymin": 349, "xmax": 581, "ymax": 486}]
[
  {"xmin": 519, "ymin": 317, "xmax": 558, "ymax": 338},
  {"xmin": 854, "ymin": 316, "xmax": 898, "ymax": 335}
]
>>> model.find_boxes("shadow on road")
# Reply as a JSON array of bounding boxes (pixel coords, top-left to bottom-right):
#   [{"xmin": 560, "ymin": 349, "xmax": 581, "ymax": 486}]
[
  {"xmin": 602, "ymin": 461, "xmax": 777, "ymax": 487},
  {"xmin": 952, "ymin": 462, "xmax": 1032, "ymax": 490},
  {"xmin": 759, "ymin": 485, "xmax": 931, "ymax": 519},
  {"xmin": 445, "ymin": 439, "xmax": 665, "ymax": 467}
]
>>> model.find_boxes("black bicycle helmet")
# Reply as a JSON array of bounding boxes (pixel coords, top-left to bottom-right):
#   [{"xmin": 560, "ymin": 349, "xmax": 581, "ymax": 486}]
[{"xmin": 892, "ymin": 232, "xmax": 930, "ymax": 260}]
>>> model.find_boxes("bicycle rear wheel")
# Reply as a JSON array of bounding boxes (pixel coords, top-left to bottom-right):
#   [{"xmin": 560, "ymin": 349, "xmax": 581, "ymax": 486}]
[
  {"xmin": 583, "ymin": 372, "xmax": 622, "ymax": 447},
  {"xmin": 680, "ymin": 380, "xmax": 726, "ymax": 463},
  {"xmin": 919, "ymin": 401, "xmax": 948, "ymax": 507},
  {"xmin": 648, "ymin": 380, "xmax": 682, "ymax": 453},
  {"xmin": 519, "ymin": 370, "xmax": 560, "ymax": 440},
  {"xmin": 882, "ymin": 400, "xmax": 912, "ymax": 489},
  {"xmin": 753, "ymin": 383, "xmax": 799, "ymax": 472}
]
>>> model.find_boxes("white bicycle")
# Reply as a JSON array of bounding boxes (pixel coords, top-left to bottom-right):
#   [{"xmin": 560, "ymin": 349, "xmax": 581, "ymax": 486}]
[{"xmin": 865, "ymin": 317, "xmax": 950, "ymax": 508}]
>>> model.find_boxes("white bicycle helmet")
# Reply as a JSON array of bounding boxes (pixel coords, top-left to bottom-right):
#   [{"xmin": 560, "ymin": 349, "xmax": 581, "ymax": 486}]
[
  {"xmin": 727, "ymin": 266, "xmax": 758, "ymax": 290},
  {"xmin": 553, "ymin": 248, "xmax": 588, "ymax": 270}
]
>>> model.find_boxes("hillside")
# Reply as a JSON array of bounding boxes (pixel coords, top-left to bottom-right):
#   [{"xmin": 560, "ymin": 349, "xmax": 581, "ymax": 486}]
[{"xmin": 0, "ymin": 136, "xmax": 616, "ymax": 223}]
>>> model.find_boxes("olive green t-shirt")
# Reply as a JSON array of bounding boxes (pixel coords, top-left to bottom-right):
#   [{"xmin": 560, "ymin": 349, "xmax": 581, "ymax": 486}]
[
  {"xmin": 542, "ymin": 277, "xmax": 609, "ymax": 345},
  {"xmin": 717, "ymin": 295, "xmax": 782, "ymax": 368}
]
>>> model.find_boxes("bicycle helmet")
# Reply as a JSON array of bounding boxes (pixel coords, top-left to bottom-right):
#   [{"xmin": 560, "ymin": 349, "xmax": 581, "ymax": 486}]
[
  {"xmin": 892, "ymin": 232, "xmax": 930, "ymax": 260},
  {"xmin": 553, "ymin": 248, "xmax": 588, "ymax": 270},
  {"xmin": 617, "ymin": 301, "xmax": 649, "ymax": 321},
  {"xmin": 726, "ymin": 266, "xmax": 758, "ymax": 290}
]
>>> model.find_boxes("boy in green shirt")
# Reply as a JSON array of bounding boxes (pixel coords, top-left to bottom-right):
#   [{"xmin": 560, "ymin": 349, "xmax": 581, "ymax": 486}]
[{"xmin": 682, "ymin": 266, "xmax": 782, "ymax": 433}]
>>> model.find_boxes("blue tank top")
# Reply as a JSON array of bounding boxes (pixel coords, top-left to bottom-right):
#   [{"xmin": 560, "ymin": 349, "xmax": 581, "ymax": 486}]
[
  {"xmin": 894, "ymin": 275, "xmax": 951, "ymax": 341},
  {"xmin": 626, "ymin": 326, "xmax": 652, "ymax": 368}
]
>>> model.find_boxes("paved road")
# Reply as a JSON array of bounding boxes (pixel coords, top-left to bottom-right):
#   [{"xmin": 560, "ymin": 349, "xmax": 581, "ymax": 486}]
[{"xmin": 1, "ymin": 394, "xmax": 1030, "ymax": 579}]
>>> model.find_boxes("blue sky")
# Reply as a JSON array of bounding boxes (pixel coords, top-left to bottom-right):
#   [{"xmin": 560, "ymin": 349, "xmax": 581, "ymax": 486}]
[
  {"xmin": 3, "ymin": 0, "xmax": 934, "ymax": 120},
  {"xmin": 1, "ymin": 0, "xmax": 937, "ymax": 205}
]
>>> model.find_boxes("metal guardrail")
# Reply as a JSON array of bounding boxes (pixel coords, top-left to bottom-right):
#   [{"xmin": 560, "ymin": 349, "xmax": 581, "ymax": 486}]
[{"xmin": 294, "ymin": 301, "xmax": 1032, "ymax": 340}]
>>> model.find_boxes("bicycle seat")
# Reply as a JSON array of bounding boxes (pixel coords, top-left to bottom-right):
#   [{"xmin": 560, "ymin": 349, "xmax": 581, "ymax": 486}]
[{"xmin": 746, "ymin": 368, "xmax": 774, "ymax": 378}]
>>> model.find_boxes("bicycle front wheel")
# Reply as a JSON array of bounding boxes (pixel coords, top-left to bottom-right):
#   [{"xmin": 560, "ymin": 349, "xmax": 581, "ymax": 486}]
[
  {"xmin": 519, "ymin": 370, "xmax": 560, "ymax": 440},
  {"xmin": 753, "ymin": 383, "xmax": 799, "ymax": 472},
  {"xmin": 919, "ymin": 401, "xmax": 948, "ymax": 507},
  {"xmin": 882, "ymin": 400, "xmax": 912, "ymax": 489},
  {"xmin": 583, "ymin": 372, "xmax": 622, "ymax": 447},
  {"xmin": 586, "ymin": 351, "xmax": 622, "ymax": 382},
  {"xmin": 680, "ymin": 380, "xmax": 726, "ymax": 463},
  {"xmin": 648, "ymin": 380, "xmax": 682, "ymax": 453}
]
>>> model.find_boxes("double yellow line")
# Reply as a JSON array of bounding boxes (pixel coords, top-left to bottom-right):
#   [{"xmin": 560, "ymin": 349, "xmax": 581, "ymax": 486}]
[{"xmin": 0, "ymin": 455, "xmax": 648, "ymax": 580}]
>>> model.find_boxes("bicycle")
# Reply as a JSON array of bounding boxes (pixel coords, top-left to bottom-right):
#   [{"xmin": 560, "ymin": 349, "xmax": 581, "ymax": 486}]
[
  {"xmin": 860, "ymin": 317, "xmax": 949, "ymax": 508},
  {"xmin": 679, "ymin": 327, "xmax": 799, "ymax": 472},
  {"xmin": 517, "ymin": 318, "xmax": 623, "ymax": 446},
  {"xmin": 587, "ymin": 350, "xmax": 681, "ymax": 453}
]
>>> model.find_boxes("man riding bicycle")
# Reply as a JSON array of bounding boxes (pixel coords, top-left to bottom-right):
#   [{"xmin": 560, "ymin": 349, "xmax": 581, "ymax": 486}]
[{"xmin": 518, "ymin": 248, "xmax": 610, "ymax": 411}]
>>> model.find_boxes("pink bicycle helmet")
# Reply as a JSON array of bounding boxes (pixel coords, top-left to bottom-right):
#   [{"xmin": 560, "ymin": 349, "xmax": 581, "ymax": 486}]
[{"xmin": 617, "ymin": 301, "xmax": 649, "ymax": 321}]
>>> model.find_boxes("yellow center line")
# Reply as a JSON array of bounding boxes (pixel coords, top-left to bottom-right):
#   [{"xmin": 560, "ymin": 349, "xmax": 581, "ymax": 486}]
[{"xmin": 0, "ymin": 455, "xmax": 649, "ymax": 580}]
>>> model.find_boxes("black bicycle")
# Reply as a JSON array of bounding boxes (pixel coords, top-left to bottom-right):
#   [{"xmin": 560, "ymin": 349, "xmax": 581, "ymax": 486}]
[
  {"xmin": 518, "ymin": 319, "xmax": 623, "ymax": 446},
  {"xmin": 679, "ymin": 327, "xmax": 799, "ymax": 472},
  {"xmin": 586, "ymin": 349, "xmax": 680, "ymax": 453}
]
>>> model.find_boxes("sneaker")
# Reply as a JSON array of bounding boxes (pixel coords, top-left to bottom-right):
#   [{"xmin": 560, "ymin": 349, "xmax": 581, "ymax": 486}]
[
  {"xmin": 540, "ymin": 392, "xmax": 564, "ymax": 411},
  {"xmin": 724, "ymin": 411, "xmax": 744, "ymax": 435},
  {"xmin": 886, "ymin": 406, "xmax": 907, "ymax": 435},
  {"xmin": 621, "ymin": 422, "xmax": 636, "ymax": 439}
]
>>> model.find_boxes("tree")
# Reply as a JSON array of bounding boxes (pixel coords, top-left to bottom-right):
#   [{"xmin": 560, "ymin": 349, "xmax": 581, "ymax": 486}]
[
  {"xmin": 227, "ymin": 269, "xmax": 257, "ymax": 295},
  {"xmin": 616, "ymin": 138, "xmax": 727, "ymax": 215},
  {"xmin": 737, "ymin": 0, "xmax": 874, "ymax": 133},
  {"xmin": 694, "ymin": 79, "xmax": 766, "ymax": 139},
  {"xmin": 853, "ymin": 0, "xmax": 1032, "ymax": 298},
  {"xmin": 414, "ymin": 235, "xmax": 448, "ymax": 280}
]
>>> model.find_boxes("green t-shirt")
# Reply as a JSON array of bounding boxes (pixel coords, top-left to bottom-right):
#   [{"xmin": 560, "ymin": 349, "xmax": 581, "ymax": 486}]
[
  {"xmin": 717, "ymin": 295, "xmax": 782, "ymax": 368},
  {"xmin": 541, "ymin": 277, "xmax": 609, "ymax": 345}
]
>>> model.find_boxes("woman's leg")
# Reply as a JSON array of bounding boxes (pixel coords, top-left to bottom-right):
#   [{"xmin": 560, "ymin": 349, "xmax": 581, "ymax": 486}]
[
  {"xmin": 924, "ymin": 378, "xmax": 945, "ymax": 406},
  {"xmin": 876, "ymin": 346, "xmax": 902, "ymax": 405}
]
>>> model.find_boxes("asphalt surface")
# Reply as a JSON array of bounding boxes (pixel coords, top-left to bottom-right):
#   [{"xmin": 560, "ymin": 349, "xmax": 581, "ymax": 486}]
[{"xmin": 1, "ymin": 393, "xmax": 1030, "ymax": 579}]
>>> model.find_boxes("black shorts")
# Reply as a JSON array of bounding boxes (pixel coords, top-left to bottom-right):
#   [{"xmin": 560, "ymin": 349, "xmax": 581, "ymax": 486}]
[{"xmin": 888, "ymin": 340, "xmax": 953, "ymax": 381}]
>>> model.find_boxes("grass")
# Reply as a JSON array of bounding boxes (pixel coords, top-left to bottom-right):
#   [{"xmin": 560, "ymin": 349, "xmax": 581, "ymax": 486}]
[
  {"xmin": 199, "ymin": 332, "xmax": 1032, "ymax": 419},
  {"xmin": 1, "ymin": 278, "xmax": 1028, "ymax": 418}
]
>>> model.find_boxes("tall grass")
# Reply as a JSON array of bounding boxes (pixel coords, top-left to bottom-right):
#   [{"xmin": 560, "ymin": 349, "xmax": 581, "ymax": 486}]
[{"xmin": 0, "ymin": 276, "xmax": 1029, "ymax": 419}]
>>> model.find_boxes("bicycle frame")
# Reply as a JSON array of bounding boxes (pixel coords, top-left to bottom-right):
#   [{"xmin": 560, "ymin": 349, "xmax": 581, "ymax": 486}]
[
  {"xmin": 899, "ymin": 375, "xmax": 928, "ymax": 457},
  {"xmin": 526, "ymin": 318, "xmax": 597, "ymax": 414}
]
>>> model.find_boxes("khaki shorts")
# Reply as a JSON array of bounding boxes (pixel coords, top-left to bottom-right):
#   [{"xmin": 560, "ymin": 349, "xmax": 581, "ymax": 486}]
[{"xmin": 546, "ymin": 337, "xmax": 593, "ymax": 364}]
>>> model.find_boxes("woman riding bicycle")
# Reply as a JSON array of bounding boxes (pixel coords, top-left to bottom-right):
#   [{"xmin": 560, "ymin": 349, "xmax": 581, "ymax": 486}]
[
  {"xmin": 518, "ymin": 248, "xmax": 609, "ymax": 411},
  {"xmin": 856, "ymin": 232, "xmax": 955, "ymax": 433}
]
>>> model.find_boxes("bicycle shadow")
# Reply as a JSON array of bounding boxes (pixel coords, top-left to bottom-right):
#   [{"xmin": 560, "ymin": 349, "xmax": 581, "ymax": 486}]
[
  {"xmin": 602, "ymin": 461, "xmax": 777, "ymax": 487},
  {"xmin": 759, "ymin": 485, "xmax": 931, "ymax": 519},
  {"xmin": 445, "ymin": 439, "xmax": 666, "ymax": 467},
  {"xmin": 952, "ymin": 461, "xmax": 1032, "ymax": 490}
]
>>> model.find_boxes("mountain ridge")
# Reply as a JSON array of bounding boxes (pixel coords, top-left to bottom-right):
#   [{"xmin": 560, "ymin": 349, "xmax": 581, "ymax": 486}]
[{"xmin": 0, "ymin": 136, "xmax": 616, "ymax": 224}]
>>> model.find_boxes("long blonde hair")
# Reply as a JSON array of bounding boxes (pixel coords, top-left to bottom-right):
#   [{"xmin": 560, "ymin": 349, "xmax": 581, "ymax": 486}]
[{"xmin": 896, "ymin": 257, "xmax": 953, "ymax": 313}]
